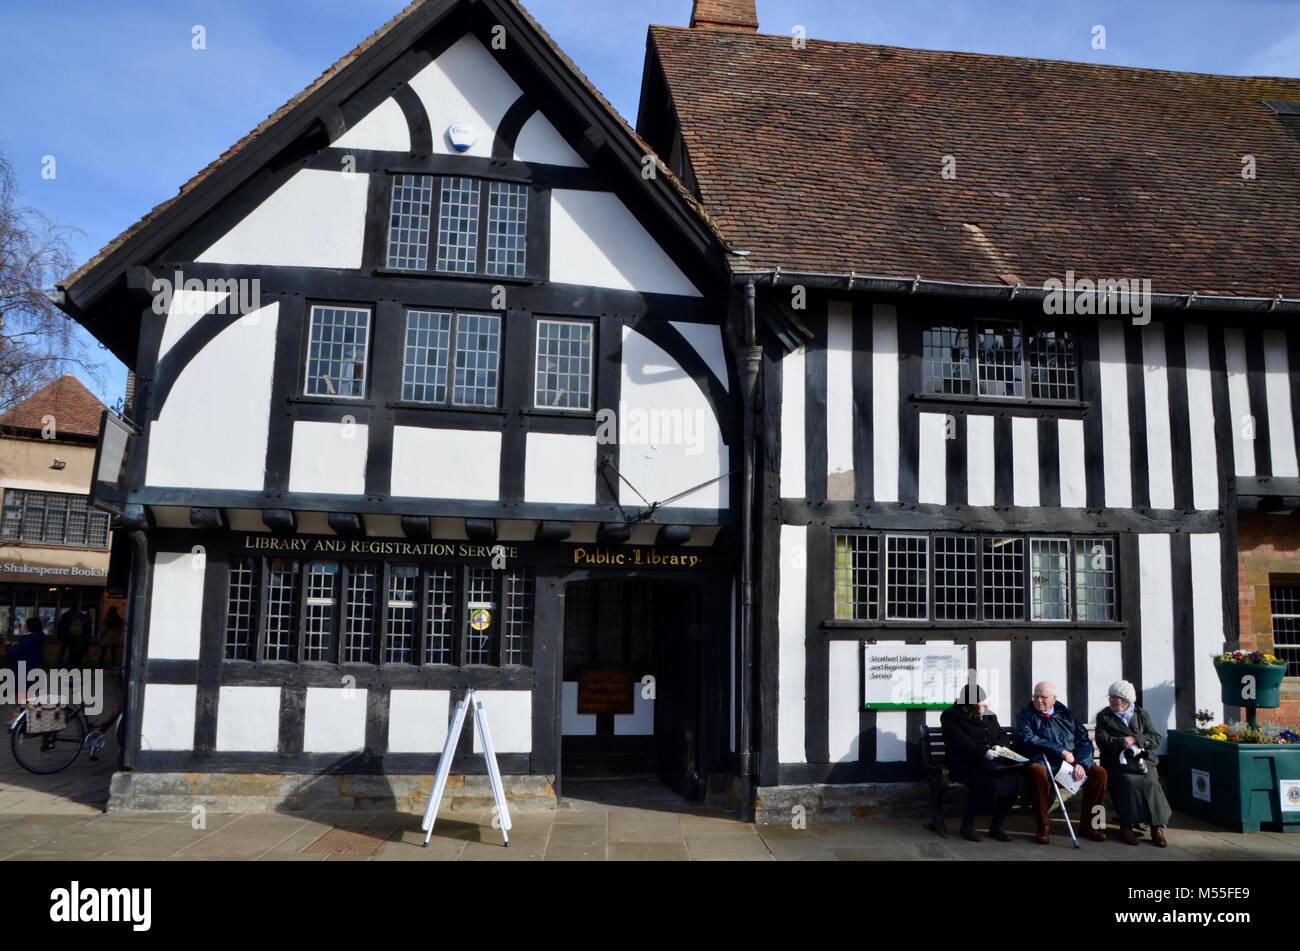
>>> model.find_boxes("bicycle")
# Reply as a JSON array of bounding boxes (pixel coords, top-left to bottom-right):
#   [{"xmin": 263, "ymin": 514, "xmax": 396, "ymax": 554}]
[{"xmin": 8, "ymin": 698, "xmax": 125, "ymax": 775}]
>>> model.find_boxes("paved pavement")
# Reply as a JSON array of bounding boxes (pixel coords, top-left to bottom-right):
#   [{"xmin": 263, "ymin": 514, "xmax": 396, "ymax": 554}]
[{"xmin": 2, "ymin": 672, "xmax": 1297, "ymax": 860}]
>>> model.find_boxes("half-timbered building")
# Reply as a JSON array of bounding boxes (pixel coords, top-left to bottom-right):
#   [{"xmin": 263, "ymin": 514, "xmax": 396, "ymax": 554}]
[
  {"xmin": 639, "ymin": 0, "xmax": 1300, "ymax": 817},
  {"xmin": 58, "ymin": 0, "xmax": 740, "ymax": 811}
]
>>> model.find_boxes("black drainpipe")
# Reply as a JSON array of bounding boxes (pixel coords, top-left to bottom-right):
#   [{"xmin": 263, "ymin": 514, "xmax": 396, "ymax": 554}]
[{"xmin": 735, "ymin": 281, "xmax": 762, "ymax": 818}]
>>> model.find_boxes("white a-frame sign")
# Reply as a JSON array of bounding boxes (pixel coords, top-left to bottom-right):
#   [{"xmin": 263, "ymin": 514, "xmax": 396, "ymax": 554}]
[{"xmin": 421, "ymin": 688, "xmax": 513, "ymax": 847}]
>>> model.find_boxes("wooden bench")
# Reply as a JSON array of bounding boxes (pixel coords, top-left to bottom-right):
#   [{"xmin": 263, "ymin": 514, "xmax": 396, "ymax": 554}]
[{"xmin": 919, "ymin": 723, "xmax": 1032, "ymax": 837}]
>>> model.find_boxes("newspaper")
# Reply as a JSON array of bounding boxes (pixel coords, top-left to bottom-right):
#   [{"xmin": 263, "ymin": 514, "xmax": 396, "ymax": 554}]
[
  {"xmin": 1054, "ymin": 760, "xmax": 1086, "ymax": 794},
  {"xmin": 991, "ymin": 745, "xmax": 1029, "ymax": 763}
]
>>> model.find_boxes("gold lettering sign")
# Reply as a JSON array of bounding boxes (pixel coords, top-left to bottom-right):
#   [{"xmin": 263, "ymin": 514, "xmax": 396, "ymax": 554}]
[
  {"xmin": 241, "ymin": 535, "xmax": 519, "ymax": 561},
  {"xmin": 571, "ymin": 547, "xmax": 702, "ymax": 569}
]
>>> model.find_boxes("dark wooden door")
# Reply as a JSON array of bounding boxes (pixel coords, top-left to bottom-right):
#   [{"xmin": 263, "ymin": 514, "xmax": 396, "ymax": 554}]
[{"xmin": 653, "ymin": 583, "xmax": 702, "ymax": 799}]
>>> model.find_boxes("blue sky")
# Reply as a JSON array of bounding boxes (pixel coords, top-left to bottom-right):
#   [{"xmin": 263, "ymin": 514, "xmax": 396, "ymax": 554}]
[{"xmin": 2, "ymin": 0, "xmax": 1298, "ymax": 407}]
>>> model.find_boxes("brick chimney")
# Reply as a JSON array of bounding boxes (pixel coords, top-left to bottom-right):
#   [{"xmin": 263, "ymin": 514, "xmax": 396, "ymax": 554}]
[{"xmin": 690, "ymin": 0, "xmax": 759, "ymax": 32}]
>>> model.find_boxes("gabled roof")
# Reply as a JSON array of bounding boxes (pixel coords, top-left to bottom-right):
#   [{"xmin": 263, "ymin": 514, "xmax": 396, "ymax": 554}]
[
  {"xmin": 61, "ymin": 0, "xmax": 726, "ymax": 362},
  {"xmin": 647, "ymin": 26, "xmax": 1300, "ymax": 300},
  {"xmin": 0, "ymin": 374, "xmax": 106, "ymax": 441}
]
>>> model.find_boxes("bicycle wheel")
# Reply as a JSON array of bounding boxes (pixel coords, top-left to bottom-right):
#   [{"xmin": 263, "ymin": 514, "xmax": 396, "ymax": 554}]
[{"xmin": 11, "ymin": 710, "xmax": 88, "ymax": 774}]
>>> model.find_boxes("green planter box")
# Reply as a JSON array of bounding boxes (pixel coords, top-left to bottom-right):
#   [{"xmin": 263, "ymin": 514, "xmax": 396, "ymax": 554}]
[
  {"xmin": 1215, "ymin": 662, "xmax": 1287, "ymax": 709},
  {"xmin": 1167, "ymin": 731, "xmax": 1300, "ymax": 833}
]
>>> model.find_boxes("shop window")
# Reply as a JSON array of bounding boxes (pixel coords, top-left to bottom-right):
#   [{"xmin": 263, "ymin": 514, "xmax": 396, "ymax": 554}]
[
  {"xmin": 534, "ymin": 318, "xmax": 594, "ymax": 411},
  {"xmin": 1074, "ymin": 538, "xmax": 1117, "ymax": 622},
  {"xmin": 982, "ymin": 537, "xmax": 1026, "ymax": 622},
  {"xmin": 0, "ymin": 489, "xmax": 109, "ymax": 549},
  {"xmin": 1269, "ymin": 581, "xmax": 1300, "ymax": 676},
  {"xmin": 1030, "ymin": 537, "xmax": 1071, "ymax": 621},
  {"xmin": 304, "ymin": 305, "xmax": 370, "ymax": 399},
  {"xmin": 934, "ymin": 534, "xmax": 978, "ymax": 621},
  {"xmin": 885, "ymin": 534, "xmax": 929, "ymax": 621}
]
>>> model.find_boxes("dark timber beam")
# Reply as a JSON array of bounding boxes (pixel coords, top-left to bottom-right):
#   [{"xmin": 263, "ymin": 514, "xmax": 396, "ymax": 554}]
[
  {"xmin": 597, "ymin": 523, "xmax": 632, "ymax": 545},
  {"xmin": 327, "ymin": 513, "xmax": 364, "ymax": 537},
  {"xmin": 189, "ymin": 507, "xmax": 227, "ymax": 530},
  {"xmin": 262, "ymin": 509, "xmax": 296, "ymax": 534},
  {"xmin": 464, "ymin": 518, "xmax": 497, "ymax": 542},
  {"xmin": 401, "ymin": 515, "xmax": 432, "ymax": 540},
  {"xmin": 535, "ymin": 521, "xmax": 572, "ymax": 542},
  {"xmin": 657, "ymin": 524, "xmax": 692, "ymax": 547}
]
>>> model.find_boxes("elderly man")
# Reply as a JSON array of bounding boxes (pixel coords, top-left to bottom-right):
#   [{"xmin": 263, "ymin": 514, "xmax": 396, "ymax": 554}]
[{"xmin": 1015, "ymin": 681, "xmax": 1108, "ymax": 844}]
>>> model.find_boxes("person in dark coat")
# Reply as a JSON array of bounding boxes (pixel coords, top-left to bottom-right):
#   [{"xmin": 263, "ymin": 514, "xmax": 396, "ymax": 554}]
[
  {"xmin": 55, "ymin": 607, "xmax": 91, "ymax": 669},
  {"xmin": 940, "ymin": 684, "xmax": 1020, "ymax": 842},
  {"xmin": 1094, "ymin": 680, "xmax": 1171, "ymax": 847},
  {"xmin": 1015, "ymin": 681, "xmax": 1108, "ymax": 844},
  {"xmin": 3, "ymin": 616, "xmax": 46, "ymax": 676}
]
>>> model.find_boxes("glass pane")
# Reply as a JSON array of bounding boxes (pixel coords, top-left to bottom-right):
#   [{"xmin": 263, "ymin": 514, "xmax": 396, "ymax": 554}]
[
  {"xmin": 387, "ymin": 174, "xmax": 434, "ymax": 270},
  {"xmin": 923, "ymin": 325, "xmax": 971, "ymax": 395},
  {"xmin": 934, "ymin": 535, "xmax": 978, "ymax": 621},
  {"xmin": 402, "ymin": 310, "xmax": 452, "ymax": 404},
  {"xmin": 342, "ymin": 563, "xmax": 377, "ymax": 663},
  {"xmin": 534, "ymin": 319, "xmax": 593, "ymax": 410},
  {"xmin": 1028, "ymin": 328, "xmax": 1078, "ymax": 400},
  {"xmin": 982, "ymin": 536, "xmax": 1025, "ymax": 621},
  {"xmin": 1074, "ymin": 538, "xmax": 1116, "ymax": 622},
  {"xmin": 305, "ymin": 305, "xmax": 370, "ymax": 398},
  {"xmin": 436, "ymin": 177, "xmax": 481, "ymax": 273},
  {"xmin": 977, "ymin": 323, "xmax": 1024, "ymax": 397},
  {"xmin": 885, "ymin": 534, "xmax": 929, "ymax": 621},
  {"xmin": 452, "ymin": 313, "xmax": 501, "ymax": 407},
  {"xmin": 485, "ymin": 181, "xmax": 527, "ymax": 278},
  {"xmin": 385, "ymin": 565, "xmax": 419, "ymax": 665},
  {"xmin": 264, "ymin": 559, "xmax": 300, "ymax": 661},
  {"xmin": 1030, "ymin": 538, "xmax": 1071, "ymax": 621},
  {"xmin": 303, "ymin": 562, "xmax": 339, "ymax": 662},
  {"xmin": 425, "ymin": 567, "xmax": 457, "ymax": 665}
]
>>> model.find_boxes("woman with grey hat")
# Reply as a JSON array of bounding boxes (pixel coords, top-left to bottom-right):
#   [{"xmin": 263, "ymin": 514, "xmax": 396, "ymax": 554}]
[
  {"xmin": 1094, "ymin": 680, "xmax": 1171, "ymax": 846},
  {"xmin": 940, "ymin": 683, "xmax": 1022, "ymax": 842}
]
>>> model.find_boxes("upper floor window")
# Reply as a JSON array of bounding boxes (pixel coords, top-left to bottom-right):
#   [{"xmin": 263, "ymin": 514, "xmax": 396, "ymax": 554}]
[
  {"xmin": 922, "ymin": 320, "xmax": 1077, "ymax": 401},
  {"xmin": 0, "ymin": 490, "xmax": 110, "ymax": 549},
  {"xmin": 534, "ymin": 318, "xmax": 594, "ymax": 411},
  {"xmin": 305, "ymin": 304, "xmax": 370, "ymax": 398},
  {"xmin": 402, "ymin": 309, "xmax": 501, "ymax": 408},
  {"xmin": 387, "ymin": 174, "xmax": 528, "ymax": 279}
]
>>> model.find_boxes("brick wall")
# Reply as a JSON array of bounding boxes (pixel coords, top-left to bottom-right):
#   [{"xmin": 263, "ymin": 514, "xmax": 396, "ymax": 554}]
[{"xmin": 1236, "ymin": 513, "xmax": 1300, "ymax": 725}]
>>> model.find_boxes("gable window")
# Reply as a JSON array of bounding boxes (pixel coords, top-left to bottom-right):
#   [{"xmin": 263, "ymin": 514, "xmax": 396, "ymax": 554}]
[
  {"xmin": 386, "ymin": 175, "xmax": 529, "ymax": 279},
  {"xmin": 534, "ymin": 318, "xmax": 594, "ymax": 411},
  {"xmin": 402, "ymin": 310, "xmax": 501, "ymax": 408},
  {"xmin": 922, "ymin": 319, "xmax": 1077, "ymax": 402},
  {"xmin": 305, "ymin": 305, "xmax": 370, "ymax": 398},
  {"xmin": 1269, "ymin": 581, "xmax": 1300, "ymax": 676}
]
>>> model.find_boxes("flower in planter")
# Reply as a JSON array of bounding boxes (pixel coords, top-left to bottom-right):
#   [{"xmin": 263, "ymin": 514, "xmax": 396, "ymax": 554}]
[
  {"xmin": 1196, "ymin": 720, "xmax": 1300, "ymax": 743},
  {"xmin": 1215, "ymin": 650, "xmax": 1286, "ymax": 666}
]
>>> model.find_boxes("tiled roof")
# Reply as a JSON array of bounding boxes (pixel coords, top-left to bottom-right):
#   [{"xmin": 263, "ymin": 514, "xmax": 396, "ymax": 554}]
[
  {"xmin": 0, "ymin": 375, "xmax": 106, "ymax": 440},
  {"xmin": 650, "ymin": 26, "xmax": 1300, "ymax": 298}
]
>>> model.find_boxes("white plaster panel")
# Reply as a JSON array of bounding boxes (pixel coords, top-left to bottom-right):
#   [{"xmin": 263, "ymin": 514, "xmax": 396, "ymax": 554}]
[
  {"xmin": 334, "ymin": 96, "xmax": 410, "ymax": 151},
  {"xmin": 614, "ymin": 685, "xmax": 655, "ymax": 736},
  {"xmin": 157, "ymin": 288, "xmax": 231, "ymax": 359},
  {"xmin": 407, "ymin": 35, "xmax": 522, "ymax": 158},
  {"xmin": 1057, "ymin": 418, "xmax": 1087, "ymax": 508},
  {"xmin": 288, "ymin": 420, "xmax": 369, "ymax": 496},
  {"xmin": 966, "ymin": 414, "xmax": 995, "ymax": 506},
  {"xmin": 561, "ymin": 682, "xmax": 597, "ymax": 736},
  {"xmin": 1086, "ymin": 642, "xmax": 1125, "ymax": 726},
  {"xmin": 1011, "ymin": 415, "xmax": 1040, "ymax": 507},
  {"xmin": 513, "ymin": 110, "xmax": 586, "ymax": 166},
  {"xmin": 303, "ymin": 688, "xmax": 368, "ymax": 753},
  {"xmin": 875, "ymin": 711, "xmax": 908, "ymax": 763},
  {"xmin": 618, "ymin": 327, "xmax": 727, "ymax": 508},
  {"xmin": 1031, "ymin": 640, "xmax": 1069, "ymax": 708},
  {"xmin": 524, "ymin": 432, "xmax": 596, "ymax": 505},
  {"xmin": 390, "ymin": 426, "xmax": 500, "ymax": 501},
  {"xmin": 1142, "ymin": 324, "xmax": 1175, "ymax": 509},
  {"xmin": 1264, "ymin": 330, "xmax": 1299, "ymax": 477},
  {"xmin": 1224, "ymin": 328, "xmax": 1254, "ymax": 478},
  {"xmin": 872, "ymin": 304, "xmax": 899, "ymax": 502},
  {"xmin": 147, "ymin": 551, "xmax": 205, "ymax": 660},
  {"xmin": 671, "ymin": 321, "xmax": 730, "ymax": 392},
  {"xmin": 977, "ymin": 640, "xmax": 1012, "ymax": 721},
  {"xmin": 917, "ymin": 412, "xmax": 947, "ymax": 504},
  {"xmin": 550, "ymin": 190, "xmax": 700, "ymax": 296},
  {"xmin": 140, "ymin": 684, "xmax": 196, "ymax": 751},
  {"xmin": 778, "ymin": 525, "xmax": 807, "ymax": 763},
  {"xmin": 197, "ymin": 169, "xmax": 369, "ymax": 268},
  {"xmin": 388, "ymin": 689, "xmax": 452, "ymax": 753},
  {"xmin": 828, "ymin": 640, "xmax": 860, "ymax": 763},
  {"xmin": 780, "ymin": 347, "xmax": 806, "ymax": 498},
  {"xmin": 472, "ymin": 690, "xmax": 532, "ymax": 753},
  {"xmin": 1139, "ymin": 533, "xmax": 1176, "ymax": 746},
  {"xmin": 1190, "ymin": 533, "xmax": 1226, "ymax": 723},
  {"xmin": 145, "ymin": 303, "xmax": 278, "ymax": 492},
  {"xmin": 215, "ymin": 686, "xmax": 281, "ymax": 752},
  {"xmin": 1184, "ymin": 325, "xmax": 1220, "ymax": 511},
  {"xmin": 1098, "ymin": 319, "xmax": 1132, "ymax": 508}
]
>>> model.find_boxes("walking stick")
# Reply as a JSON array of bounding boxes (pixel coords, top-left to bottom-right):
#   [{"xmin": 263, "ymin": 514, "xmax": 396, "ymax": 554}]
[{"xmin": 1043, "ymin": 755, "xmax": 1081, "ymax": 849}]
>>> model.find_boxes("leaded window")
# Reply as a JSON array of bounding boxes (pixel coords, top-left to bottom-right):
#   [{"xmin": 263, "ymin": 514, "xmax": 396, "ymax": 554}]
[
  {"xmin": 834, "ymin": 533, "xmax": 879, "ymax": 621},
  {"xmin": 385, "ymin": 565, "xmax": 420, "ymax": 664},
  {"xmin": 304, "ymin": 305, "xmax": 370, "ymax": 399},
  {"xmin": 303, "ymin": 562, "xmax": 340, "ymax": 662},
  {"xmin": 342, "ymin": 563, "xmax": 377, "ymax": 663},
  {"xmin": 1074, "ymin": 538, "xmax": 1117, "ymax": 622},
  {"xmin": 486, "ymin": 181, "xmax": 528, "ymax": 278},
  {"xmin": 386, "ymin": 174, "xmax": 434, "ymax": 270},
  {"xmin": 885, "ymin": 534, "xmax": 929, "ymax": 621},
  {"xmin": 934, "ymin": 535, "xmax": 978, "ymax": 621},
  {"xmin": 923, "ymin": 325, "xmax": 972, "ymax": 395},
  {"xmin": 264, "ymin": 559, "xmax": 300, "ymax": 661},
  {"xmin": 1030, "ymin": 537, "xmax": 1071, "ymax": 621},
  {"xmin": 977, "ymin": 323, "xmax": 1024, "ymax": 397},
  {"xmin": 1270, "ymin": 581, "xmax": 1300, "ymax": 677},
  {"xmin": 464, "ymin": 567, "xmax": 497, "ymax": 665},
  {"xmin": 502, "ymin": 569, "xmax": 535, "ymax": 666},
  {"xmin": 0, "ymin": 490, "xmax": 109, "ymax": 549},
  {"xmin": 436, "ymin": 176, "xmax": 481, "ymax": 273},
  {"xmin": 534, "ymin": 319, "xmax": 594, "ymax": 411},
  {"xmin": 225, "ymin": 557, "xmax": 258, "ymax": 660},
  {"xmin": 401, "ymin": 310, "xmax": 501, "ymax": 408},
  {"xmin": 982, "ymin": 537, "xmax": 1025, "ymax": 622},
  {"xmin": 425, "ymin": 567, "xmax": 457, "ymax": 665},
  {"xmin": 1028, "ymin": 327, "xmax": 1078, "ymax": 400}
]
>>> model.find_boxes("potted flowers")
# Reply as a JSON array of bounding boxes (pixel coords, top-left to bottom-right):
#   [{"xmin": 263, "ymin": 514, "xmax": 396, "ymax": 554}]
[{"xmin": 1213, "ymin": 651, "xmax": 1287, "ymax": 722}]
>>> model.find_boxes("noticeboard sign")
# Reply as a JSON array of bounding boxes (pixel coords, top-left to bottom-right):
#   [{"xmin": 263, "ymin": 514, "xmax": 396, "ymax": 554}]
[{"xmin": 863, "ymin": 643, "xmax": 970, "ymax": 710}]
